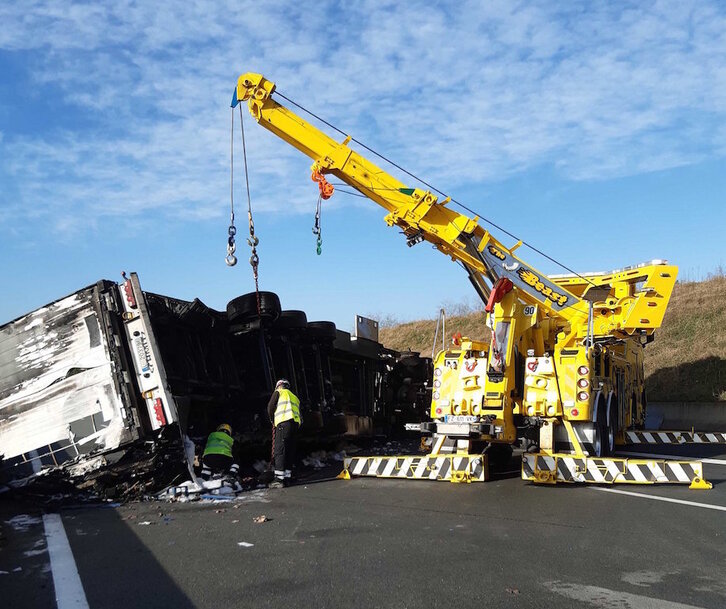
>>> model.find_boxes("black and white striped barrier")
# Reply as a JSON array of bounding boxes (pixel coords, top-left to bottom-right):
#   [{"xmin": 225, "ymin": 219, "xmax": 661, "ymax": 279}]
[
  {"xmin": 522, "ymin": 453, "xmax": 711, "ymax": 489},
  {"xmin": 341, "ymin": 454, "xmax": 488, "ymax": 483}
]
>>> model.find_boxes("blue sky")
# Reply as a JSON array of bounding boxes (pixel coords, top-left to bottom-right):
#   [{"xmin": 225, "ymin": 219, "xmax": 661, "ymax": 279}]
[{"xmin": 1, "ymin": 1, "xmax": 725, "ymax": 332}]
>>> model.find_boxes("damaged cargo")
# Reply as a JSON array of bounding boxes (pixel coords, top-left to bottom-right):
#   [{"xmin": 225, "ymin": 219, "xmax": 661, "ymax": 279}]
[{"xmin": 0, "ymin": 273, "xmax": 430, "ymax": 496}]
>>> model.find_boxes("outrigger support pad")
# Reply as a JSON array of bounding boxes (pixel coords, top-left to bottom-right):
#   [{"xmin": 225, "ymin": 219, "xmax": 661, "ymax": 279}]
[
  {"xmin": 341, "ymin": 454, "xmax": 489, "ymax": 483},
  {"xmin": 522, "ymin": 453, "xmax": 712, "ymax": 490}
]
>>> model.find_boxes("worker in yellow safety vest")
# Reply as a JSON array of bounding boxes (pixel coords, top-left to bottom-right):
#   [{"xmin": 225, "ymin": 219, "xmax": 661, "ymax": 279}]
[
  {"xmin": 267, "ymin": 379, "xmax": 302, "ymax": 488},
  {"xmin": 201, "ymin": 423, "xmax": 239, "ymax": 481}
]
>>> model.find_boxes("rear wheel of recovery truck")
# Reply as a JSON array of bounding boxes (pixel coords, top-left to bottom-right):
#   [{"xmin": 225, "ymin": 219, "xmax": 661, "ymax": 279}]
[
  {"xmin": 588, "ymin": 394, "xmax": 609, "ymax": 457},
  {"xmin": 592, "ymin": 395, "xmax": 615, "ymax": 457},
  {"xmin": 604, "ymin": 400, "xmax": 617, "ymax": 456}
]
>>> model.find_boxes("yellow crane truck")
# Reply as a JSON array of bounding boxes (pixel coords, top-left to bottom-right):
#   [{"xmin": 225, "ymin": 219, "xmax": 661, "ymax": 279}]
[{"xmin": 232, "ymin": 72, "xmax": 722, "ymax": 489}]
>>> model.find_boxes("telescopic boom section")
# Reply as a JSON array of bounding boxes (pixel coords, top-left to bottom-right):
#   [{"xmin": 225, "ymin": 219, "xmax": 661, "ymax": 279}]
[{"xmin": 233, "ymin": 73, "xmax": 675, "ymax": 335}]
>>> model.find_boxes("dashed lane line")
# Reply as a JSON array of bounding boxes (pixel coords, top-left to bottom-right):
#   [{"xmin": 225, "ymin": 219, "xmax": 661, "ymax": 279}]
[{"xmin": 43, "ymin": 514, "xmax": 90, "ymax": 609}]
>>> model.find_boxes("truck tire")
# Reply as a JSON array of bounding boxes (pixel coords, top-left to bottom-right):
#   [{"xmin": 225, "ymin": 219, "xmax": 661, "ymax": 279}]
[
  {"xmin": 398, "ymin": 353, "xmax": 421, "ymax": 367},
  {"xmin": 274, "ymin": 310, "xmax": 308, "ymax": 329},
  {"xmin": 227, "ymin": 292, "xmax": 281, "ymax": 323},
  {"xmin": 591, "ymin": 395, "xmax": 608, "ymax": 457},
  {"xmin": 307, "ymin": 321, "xmax": 337, "ymax": 340},
  {"xmin": 604, "ymin": 401, "xmax": 617, "ymax": 456}
]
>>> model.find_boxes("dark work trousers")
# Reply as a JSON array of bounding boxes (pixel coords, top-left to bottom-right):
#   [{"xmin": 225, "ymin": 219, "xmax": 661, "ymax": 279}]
[
  {"xmin": 201, "ymin": 453, "xmax": 233, "ymax": 479},
  {"xmin": 273, "ymin": 420, "xmax": 299, "ymax": 478}
]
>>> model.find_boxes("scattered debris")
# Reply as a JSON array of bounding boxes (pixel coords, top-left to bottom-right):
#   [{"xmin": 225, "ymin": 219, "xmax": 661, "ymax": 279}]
[
  {"xmin": 301, "ymin": 449, "xmax": 348, "ymax": 469},
  {"xmin": 237, "ymin": 541, "xmax": 254, "ymax": 547},
  {"xmin": 232, "ymin": 519, "xmax": 240, "ymax": 523},
  {"xmin": 302, "ymin": 456, "xmax": 327, "ymax": 469},
  {"xmin": 506, "ymin": 588, "xmax": 520, "ymax": 595},
  {"xmin": 158, "ymin": 477, "xmax": 242, "ymax": 502},
  {"xmin": 23, "ymin": 539, "xmax": 47, "ymax": 558},
  {"xmin": 137, "ymin": 521, "xmax": 153, "ymax": 526},
  {"xmin": 4, "ymin": 514, "xmax": 42, "ymax": 533},
  {"xmin": 253, "ymin": 515, "xmax": 268, "ymax": 523},
  {"xmin": 252, "ymin": 460, "xmax": 269, "ymax": 474}
]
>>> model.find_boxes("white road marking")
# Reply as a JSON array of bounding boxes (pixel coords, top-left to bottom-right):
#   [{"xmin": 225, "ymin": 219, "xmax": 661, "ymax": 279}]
[
  {"xmin": 591, "ymin": 487, "xmax": 726, "ymax": 512},
  {"xmin": 616, "ymin": 451, "xmax": 726, "ymax": 466},
  {"xmin": 546, "ymin": 580, "xmax": 707, "ymax": 609},
  {"xmin": 43, "ymin": 514, "xmax": 90, "ymax": 609}
]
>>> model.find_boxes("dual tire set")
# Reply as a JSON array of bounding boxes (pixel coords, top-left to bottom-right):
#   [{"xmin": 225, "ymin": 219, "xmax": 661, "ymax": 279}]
[{"xmin": 226, "ymin": 291, "xmax": 337, "ymax": 339}]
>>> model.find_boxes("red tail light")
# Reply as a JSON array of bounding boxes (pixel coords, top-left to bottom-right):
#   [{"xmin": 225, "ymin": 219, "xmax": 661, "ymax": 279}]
[
  {"xmin": 153, "ymin": 398, "xmax": 166, "ymax": 426},
  {"xmin": 123, "ymin": 281, "xmax": 138, "ymax": 309}
]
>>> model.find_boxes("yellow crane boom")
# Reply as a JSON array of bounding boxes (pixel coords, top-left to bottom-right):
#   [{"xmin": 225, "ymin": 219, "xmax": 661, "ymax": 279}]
[{"xmin": 232, "ymin": 72, "xmax": 675, "ymax": 340}]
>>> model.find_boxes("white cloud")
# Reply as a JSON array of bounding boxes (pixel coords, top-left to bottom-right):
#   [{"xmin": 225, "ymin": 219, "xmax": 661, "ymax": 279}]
[{"xmin": 0, "ymin": 1, "xmax": 725, "ymax": 236}]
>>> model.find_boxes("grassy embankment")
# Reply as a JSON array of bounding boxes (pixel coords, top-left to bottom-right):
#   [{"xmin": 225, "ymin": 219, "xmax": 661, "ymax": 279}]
[{"xmin": 379, "ymin": 276, "xmax": 726, "ymax": 402}]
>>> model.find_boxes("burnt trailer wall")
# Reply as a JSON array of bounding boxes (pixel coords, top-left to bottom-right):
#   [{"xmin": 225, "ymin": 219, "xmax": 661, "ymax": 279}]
[{"xmin": 0, "ymin": 283, "xmax": 143, "ymax": 477}]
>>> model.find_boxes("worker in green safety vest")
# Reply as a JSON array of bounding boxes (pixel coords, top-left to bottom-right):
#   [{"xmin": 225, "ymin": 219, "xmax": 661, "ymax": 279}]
[
  {"xmin": 201, "ymin": 423, "xmax": 239, "ymax": 481},
  {"xmin": 267, "ymin": 379, "xmax": 302, "ymax": 488}
]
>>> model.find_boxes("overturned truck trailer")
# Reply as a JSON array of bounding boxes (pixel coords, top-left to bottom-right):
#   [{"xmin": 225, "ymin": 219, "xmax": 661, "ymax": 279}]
[{"xmin": 0, "ymin": 273, "xmax": 430, "ymax": 483}]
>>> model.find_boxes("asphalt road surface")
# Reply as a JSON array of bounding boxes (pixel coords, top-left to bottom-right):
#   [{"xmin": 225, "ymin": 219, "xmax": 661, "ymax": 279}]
[{"xmin": 3, "ymin": 447, "xmax": 726, "ymax": 609}]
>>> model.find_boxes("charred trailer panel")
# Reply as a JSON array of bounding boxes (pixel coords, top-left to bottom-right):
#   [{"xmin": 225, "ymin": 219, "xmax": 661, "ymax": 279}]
[{"xmin": 0, "ymin": 282, "xmax": 146, "ymax": 478}]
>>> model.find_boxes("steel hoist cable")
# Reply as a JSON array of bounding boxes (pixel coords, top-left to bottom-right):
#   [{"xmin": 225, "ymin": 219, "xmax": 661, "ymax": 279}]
[
  {"xmin": 226, "ymin": 108, "xmax": 238, "ymax": 267},
  {"xmin": 238, "ymin": 104, "xmax": 262, "ymax": 316},
  {"xmin": 311, "ymin": 170, "xmax": 334, "ymax": 254},
  {"xmin": 228, "ymin": 104, "xmax": 263, "ymax": 316},
  {"xmin": 312, "ymin": 194, "xmax": 323, "ymax": 255},
  {"xmin": 273, "ymin": 90, "xmax": 596, "ymax": 287}
]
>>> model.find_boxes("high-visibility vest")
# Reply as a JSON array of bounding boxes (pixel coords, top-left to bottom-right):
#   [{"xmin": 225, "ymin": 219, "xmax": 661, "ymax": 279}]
[
  {"xmin": 203, "ymin": 431, "xmax": 234, "ymax": 458},
  {"xmin": 274, "ymin": 388, "xmax": 301, "ymax": 426}
]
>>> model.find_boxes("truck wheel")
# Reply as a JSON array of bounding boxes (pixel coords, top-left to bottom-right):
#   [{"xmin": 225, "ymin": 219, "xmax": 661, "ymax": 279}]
[
  {"xmin": 227, "ymin": 292, "xmax": 281, "ymax": 323},
  {"xmin": 604, "ymin": 402, "xmax": 617, "ymax": 456},
  {"xmin": 274, "ymin": 310, "xmax": 308, "ymax": 329},
  {"xmin": 589, "ymin": 396, "xmax": 608, "ymax": 457},
  {"xmin": 307, "ymin": 321, "xmax": 337, "ymax": 340},
  {"xmin": 591, "ymin": 424, "xmax": 605, "ymax": 457}
]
